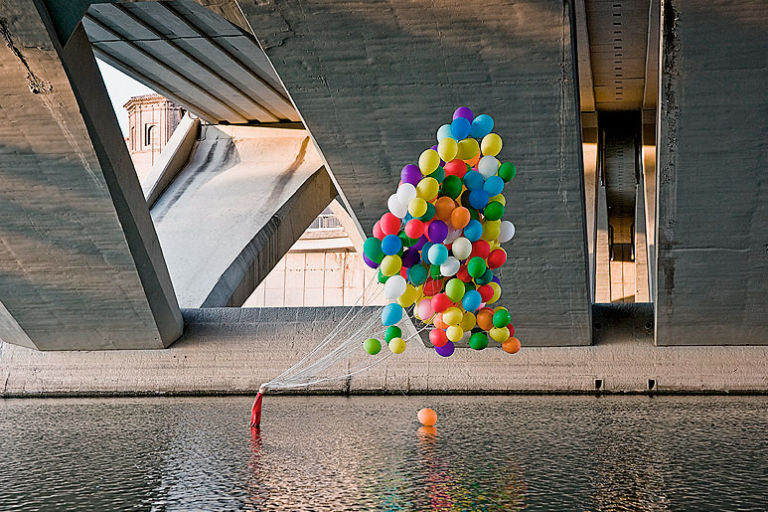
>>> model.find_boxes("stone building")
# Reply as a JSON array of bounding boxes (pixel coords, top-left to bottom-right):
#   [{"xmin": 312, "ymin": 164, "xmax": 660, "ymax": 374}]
[{"xmin": 123, "ymin": 93, "xmax": 184, "ymax": 179}]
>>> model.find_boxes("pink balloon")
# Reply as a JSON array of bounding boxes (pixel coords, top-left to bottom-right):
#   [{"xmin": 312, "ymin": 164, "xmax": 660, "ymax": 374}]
[{"xmin": 417, "ymin": 299, "xmax": 434, "ymax": 321}]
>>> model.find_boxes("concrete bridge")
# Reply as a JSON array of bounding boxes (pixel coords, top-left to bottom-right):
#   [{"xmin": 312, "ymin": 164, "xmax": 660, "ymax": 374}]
[{"xmin": 0, "ymin": 0, "xmax": 766, "ymax": 391}]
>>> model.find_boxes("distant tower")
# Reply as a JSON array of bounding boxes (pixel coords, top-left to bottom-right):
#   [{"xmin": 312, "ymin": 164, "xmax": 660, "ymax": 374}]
[{"xmin": 123, "ymin": 93, "xmax": 184, "ymax": 179}]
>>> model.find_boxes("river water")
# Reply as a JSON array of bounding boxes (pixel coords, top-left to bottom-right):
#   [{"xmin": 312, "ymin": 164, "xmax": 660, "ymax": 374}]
[{"xmin": 1, "ymin": 395, "xmax": 766, "ymax": 511}]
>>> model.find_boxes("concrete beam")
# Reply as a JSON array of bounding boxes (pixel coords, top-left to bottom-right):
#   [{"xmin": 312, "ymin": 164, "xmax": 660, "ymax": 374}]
[
  {"xmin": 150, "ymin": 125, "xmax": 332, "ymax": 307},
  {"xmin": 0, "ymin": 2, "xmax": 182, "ymax": 350},
  {"xmin": 656, "ymin": 0, "xmax": 768, "ymax": 345},
  {"xmin": 237, "ymin": 0, "xmax": 592, "ymax": 346}
]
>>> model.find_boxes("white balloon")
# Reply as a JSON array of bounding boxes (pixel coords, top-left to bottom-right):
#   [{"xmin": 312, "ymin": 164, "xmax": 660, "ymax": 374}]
[
  {"xmin": 444, "ymin": 227, "xmax": 462, "ymax": 244},
  {"xmin": 440, "ymin": 257, "xmax": 460, "ymax": 277},
  {"xmin": 478, "ymin": 155, "xmax": 500, "ymax": 178},
  {"xmin": 452, "ymin": 237, "xmax": 472, "ymax": 260},
  {"xmin": 499, "ymin": 221, "xmax": 516, "ymax": 243},
  {"xmin": 396, "ymin": 183, "xmax": 417, "ymax": 205},
  {"xmin": 384, "ymin": 275, "xmax": 407, "ymax": 300},
  {"xmin": 387, "ymin": 194, "xmax": 407, "ymax": 218}
]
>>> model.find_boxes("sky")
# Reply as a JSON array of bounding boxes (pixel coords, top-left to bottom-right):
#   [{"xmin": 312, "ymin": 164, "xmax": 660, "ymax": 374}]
[{"xmin": 96, "ymin": 59, "xmax": 155, "ymax": 136}]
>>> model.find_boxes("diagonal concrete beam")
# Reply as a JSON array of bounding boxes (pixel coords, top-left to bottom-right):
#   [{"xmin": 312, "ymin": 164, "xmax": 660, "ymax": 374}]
[{"xmin": 0, "ymin": 1, "xmax": 182, "ymax": 350}]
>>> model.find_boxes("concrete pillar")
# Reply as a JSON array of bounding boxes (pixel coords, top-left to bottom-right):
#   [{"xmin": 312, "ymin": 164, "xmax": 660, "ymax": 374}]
[{"xmin": 0, "ymin": 2, "xmax": 182, "ymax": 350}]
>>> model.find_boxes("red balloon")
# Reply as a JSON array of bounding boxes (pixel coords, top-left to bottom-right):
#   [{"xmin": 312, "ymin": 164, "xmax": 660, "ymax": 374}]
[
  {"xmin": 444, "ymin": 159, "xmax": 468, "ymax": 178},
  {"xmin": 423, "ymin": 278, "xmax": 444, "ymax": 297},
  {"xmin": 380, "ymin": 213, "xmax": 401, "ymax": 236},
  {"xmin": 431, "ymin": 293, "xmax": 453, "ymax": 313},
  {"xmin": 456, "ymin": 265, "xmax": 472, "ymax": 282},
  {"xmin": 429, "ymin": 328, "xmax": 449, "ymax": 347},
  {"xmin": 470, "ymin": 240, "xmax": 490, "ymax": 260},
  {"xmin": 400, "ymin": 267, "xmax": 408, "ymax": 279},
  {"xmin": 404, "ymin": 219, "xmax": 425, "ymax": 239},
  {"xmin": 487, "ymin": 249, "xmax": 507, "ymax": 269},
  {"xmin": 507, "ymin": 323, "xmax": 515, "ymax": 337},
  {"xmin": 478, "ymin": 284, "xmax": 494, "ymax": 302},
  {"xmin": 372, "ymin": 220, "xmax": 384, "ymax": 240}
]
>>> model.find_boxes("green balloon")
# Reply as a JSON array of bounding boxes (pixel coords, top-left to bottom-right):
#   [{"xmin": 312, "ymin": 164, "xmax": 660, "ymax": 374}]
[
  {"xmin": 363, "ymin": 237, "xmax": 384, "ymax": 263},
  {"xmin": 469, "ymin": 208, "xmax": 480, "ymax": 221},
  {"xmin": 459, "ymin": 190, "xmax": 472, "ymax": 209},
  {"xmin": 441, "ymin": 175, "xmax": 462, "ymax": 199},
  {"xmin": 363, "ymin": 338, "xmax": 382, "ymax": 355},
  {"xmin": 429, "ymin": 264, "xmax": 442, "ymax": 279},
  {"xmin": 464, "ymin": 281, "xmax": 476, "ymax": 292},
  {"xmin": 498, "ymin": 162, "xmax": 517, "ymax": 182},
  {"xmin": 493, "ymin": 309, "xmax": 511, "ymax": 328},
  {"xmin": 484, "ymin": 201, "xmax": 505, "ymax": 221},
  {"xmin": 476, "ymin": 268, "xmax": 494, "ymax": 285},
  {"xmin": 428, "ymin": 166, "xmax": 445, "ymax": 183},
  {"xmin": 467, "ymin": 257, "xmax": 487, "ymax": 278},
  {"xmin": 377, "ymin": 269, "xmax": 390, "ymax": 284},
  {"xmin": 417, "ymin": 202, "xmax": 436, "ymax": 222},
  {"xmin": 469, "ymin": 332, "xmax": 488, "ymax": 350},
  {"xmin": 408, "ymin": 264, "xmax": 428, "ymax": 285},
  {"xmin": 445, "ymin": 278, "xmax": 466, "ymax": 302},
  {"xmin": 385, "ymin": 326, "xmax": 402, "ymax": 342}
]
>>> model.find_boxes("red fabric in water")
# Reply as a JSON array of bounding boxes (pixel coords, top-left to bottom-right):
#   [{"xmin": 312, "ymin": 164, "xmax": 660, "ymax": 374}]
[{"xmin": 250, "ymin": 391, "xmax": 263, "ymax": 428}]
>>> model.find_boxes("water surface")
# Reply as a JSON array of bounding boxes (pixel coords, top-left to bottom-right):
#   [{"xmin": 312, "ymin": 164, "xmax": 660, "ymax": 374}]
[{"xmin": 1, "ymin": 395, "xmax": 766, "ymax": 511}]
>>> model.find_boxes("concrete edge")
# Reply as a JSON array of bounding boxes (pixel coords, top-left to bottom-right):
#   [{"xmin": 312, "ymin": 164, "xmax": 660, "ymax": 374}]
[{"xmin": 143, "ymin": 113, "xmax": 200, "ymax": 208}]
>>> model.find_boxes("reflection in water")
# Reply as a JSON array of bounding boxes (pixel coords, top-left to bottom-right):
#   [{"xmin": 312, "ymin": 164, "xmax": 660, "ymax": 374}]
[{"xmin": 0, "ymin": 396, "xmax": 767, "ymax": 511}]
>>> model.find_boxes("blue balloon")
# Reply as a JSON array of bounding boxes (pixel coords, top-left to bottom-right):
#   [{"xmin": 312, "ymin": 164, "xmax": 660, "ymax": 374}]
[
  {"xmin": 468, "ymin": 189, "xmax": 490, "ymax": 210},
  {"xmin": 450, "ymin": 117, "xmax": 471, "ymax": 140},
  {"xmin": 421, "ymin": 242, "xmax": 434, "ymax": 264},
  {"xmin": 381, "ymin": 303, "xmax": 404, "ymax": 326},
  {"xmin": 463, "ymin": 170, "xmax": 484, "ymax": 191},
  {"xmin": 470, "ymin": 114, "xmax": 494, "ymax": 138},
  {"xmin": 428, "ymin": 244, "xmax": 448, "ymax": 265},
  {"xmin": 483, "ymin": 176, "xmax": 504, "ymax": 197},
  {"xmin": 381, "ymin": 234, "xmax": 402, "ymax": 256},
  {"xmin": 464, "ymin": 219, "xmax": 483, "ymax": 241},
  {"xmin": 462, "ymin": 289, "xmax": 482, "ymax": 311},
  {"xmin": 436, "ymin": 123, "xmax": 454, "ymax": 142}
]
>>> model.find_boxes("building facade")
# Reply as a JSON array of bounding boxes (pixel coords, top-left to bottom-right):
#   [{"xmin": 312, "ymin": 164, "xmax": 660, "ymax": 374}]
[{"xmin": 123, "ymin": 93, "xmax": 184, "ymax": 179}]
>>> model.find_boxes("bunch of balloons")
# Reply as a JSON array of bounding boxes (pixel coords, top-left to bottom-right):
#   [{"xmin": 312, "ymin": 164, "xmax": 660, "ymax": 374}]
[{"xmin": 362, "ymin": 107, "xmax": 522, "ymax": 357}]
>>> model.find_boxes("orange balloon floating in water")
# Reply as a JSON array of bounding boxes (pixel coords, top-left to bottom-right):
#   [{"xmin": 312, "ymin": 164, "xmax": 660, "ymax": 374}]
[
  {"xmin": 417, "ymin": 408, "xmax": 438, "ymax": 427},
  {"xmin": 502, "ymin": 337, "xmax": 521, "ymax": 354}
]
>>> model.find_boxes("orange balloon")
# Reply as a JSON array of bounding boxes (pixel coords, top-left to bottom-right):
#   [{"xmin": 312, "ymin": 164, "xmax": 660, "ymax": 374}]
[
  {"xmin": 502, "ymin": 337, "xmax": 521, "ymax": 354},
  {"xmin": 464, "ymin": 149, "xmax": 481, "ymax": 168},
  {"xmin": 476, "ymin": 308, "xmax": 495, "ymax": 331},
  {"xmin": 434, "ymin": 196, "xmax": 456, "ymax": 221},
  {"xmin": 417, "ymin": 408, "xmax": 438, "ymax": 427},
  {"xmin": 451, "ymin": 207, "xmax": 471, "ymax": 229},
  {"xmin": 433, "ymin": 313, "xmax": 449, "ymax": 330}
]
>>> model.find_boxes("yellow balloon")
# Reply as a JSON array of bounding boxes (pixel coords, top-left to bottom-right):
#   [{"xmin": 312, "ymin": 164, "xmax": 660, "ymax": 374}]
[
  {"xmin": 488, "ymin": 282, "xmax": 502, "ymax": 304},
  {"xmin": 456, "ymin": 138, "xmax": 480, "ymax": 160},
  {"xmin": 489, "ymin": 193, "xmax": 506, "ymax": 206},
  {"xmin": 419, "ymin": 149, "xmax": 440, "ymax": 175},
  {"xmin": 380, "ymin": 255, "xmax": 402, "ymax": 276},
  {"xmin": 398, "ymin": 284, "xmax": 420, "ymax": 308},
  {"xmin": 437, "ymin": 137, "xmax": 458, "ymax": 162},
  {"xmin": 460, "ymin": 311, "xmax": 477, "ymax": 331},
  {"xmin": 481, "ymin": 133, "xmax": 503, "ymax": 157},
  {"xmin": 446, "ymin": 325, "xmax": 464, "ymax": 342},
  {"xmin": 490, "ymin": 326, "xmax": 510, "ymax": 342},
  {"xmin": 443, "ymin": 307, "xmax": 463, "ymax": 326},
  {"xmin": 481, "ymin": 220, "xmax": 501, "ymax": 241},
  {"xmin": 408, "ymin": 197, "xmax": 427, "ymax": 217},
  {"xmin": 488, "ymin": 240, "xmax": 500, "ymax": 251},
  {"xmin": 416, "ymin": 177, "xmax": 439, "ymax": 200},
  {"xmin": 389, "ymin": 337, "xmax": 406, "ymax": 354}
]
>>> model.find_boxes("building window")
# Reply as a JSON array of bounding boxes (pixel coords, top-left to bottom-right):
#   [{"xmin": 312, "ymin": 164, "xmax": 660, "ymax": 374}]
[{"xmin": 145, "ymin": 124, "xmax": 156, "ymax": 147}]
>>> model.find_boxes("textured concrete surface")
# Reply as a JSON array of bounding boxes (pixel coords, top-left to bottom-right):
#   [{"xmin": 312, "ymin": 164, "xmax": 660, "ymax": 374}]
[
  {"xmin": 151, "ymin": 125, "xmax": 332, "ymax": 307},
  {"xmin": 656, "ymin": 0, "xmax": 768, "ymax": 345},
  {"xmin": 1, "ymin": 307, "xmax": 767, "ymax": 397},
  {"xmin": 237, "ymin": 0, "xmax": 592, "ymax": 346},
  {"xmin": 0, "ymin": 2, "xmax": 182, "ymax": 350}
]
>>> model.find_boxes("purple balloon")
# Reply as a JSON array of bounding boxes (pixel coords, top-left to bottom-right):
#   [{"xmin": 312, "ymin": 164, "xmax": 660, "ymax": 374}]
[
  {"xmin": 402, "ymin": 247, "xmax": 420, "ymax": 268},
  {"xmin": 435, "ymin": 341, "xmax": 455, "ymax": 357},
  {"xmin": 430, "ymin": 144, "xmax": 438, "ymax": 151},
  {"xmin": 492, "ymin": 275, "xmax": 501, "ymax": 284},
  {"xmin": 363, "ymin": 254, "xmax": 380, "ymax": 269},
  {"xmin": 413, "ymin": 235, "xmax": 428, "ymax": 251},
  {"xmin": 427, "ymin": 220, "xmax": 448, "ymax": 243},
  {"xmin": 401, "ymin": 164, "xmax": 422, "ymax": 186},
  {"xmin": 453, "ymin": 106, "xmax": 474, "ymax": 122}
]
